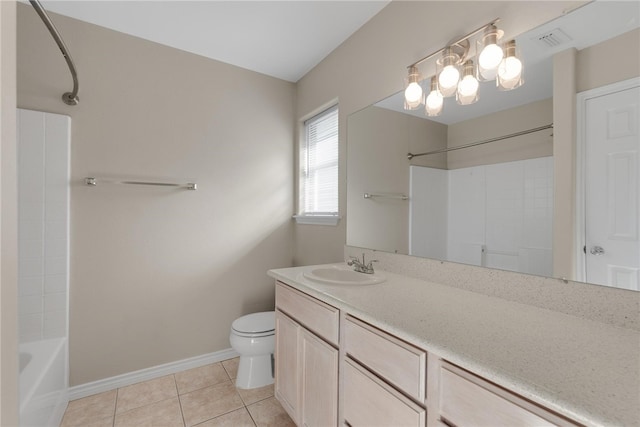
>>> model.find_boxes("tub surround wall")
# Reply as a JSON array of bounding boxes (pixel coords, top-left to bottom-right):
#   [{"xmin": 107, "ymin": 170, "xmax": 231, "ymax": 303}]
[
  {"xmin": 16, "ymin": 109, "xmax": 70, "ymax": 426},
  {"xmin": 345, "ymin": 246, "xmax": 640, "ymax": 331},
  {"xmin": 17, "ymin": 109, "xmax": 70, "ymax": 342},
  {"xmin": 410, "ymin": 156, "xmax": 554, "ymax": 277},
  {"xmin": 17, "ymin": 4, "xmax": 295, "ymax": 386}
]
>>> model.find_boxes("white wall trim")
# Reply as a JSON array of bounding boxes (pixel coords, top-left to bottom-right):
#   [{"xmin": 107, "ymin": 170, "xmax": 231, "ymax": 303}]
[
  {"xmin": 575, "ymin": 76, "xmax": 640, "ymax": 282},
  {"xmin": 68, "ymin": 348, "xmax": 239, "ymax": 401}
]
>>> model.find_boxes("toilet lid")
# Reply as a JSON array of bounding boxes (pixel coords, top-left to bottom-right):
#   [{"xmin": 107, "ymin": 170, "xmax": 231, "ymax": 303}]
[{"xmin": 232, "ymin": 311, "xmax": 275, "ymax": 335}]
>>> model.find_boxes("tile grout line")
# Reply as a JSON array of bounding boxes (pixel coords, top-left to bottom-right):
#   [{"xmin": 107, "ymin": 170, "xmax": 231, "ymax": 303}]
[
  {"xmin": 245, "ymin": 400, "xmax": 259, "ymax": 427},
  {"xmin": 111, "ymin": 388, "xmax": 118, "ymax": 427},
  {"xmin": 173, "ymin": 373, "xmax": 187, "ymax": 427}
]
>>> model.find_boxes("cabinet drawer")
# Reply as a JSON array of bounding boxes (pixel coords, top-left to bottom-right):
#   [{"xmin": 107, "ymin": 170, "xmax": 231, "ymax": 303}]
[
  {"xmin": 344, "ymin": 315, "xmax": 426, "ymax": 402},
  {"xmin": 440, "ymin": 363, "xmax": 576, "ymax": 427},
  {"xmin": 275, "ymin": 282, "xmax": 339, "ymax": 345},
  {"xmin": 344, "ymin": 358, "xmax": 426, "ymax": 427}
]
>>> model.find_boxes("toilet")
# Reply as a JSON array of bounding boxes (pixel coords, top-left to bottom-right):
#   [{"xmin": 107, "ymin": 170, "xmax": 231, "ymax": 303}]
[{"xmin": 229, "ymin": 311, "xmax": 276, "ymax": 389}]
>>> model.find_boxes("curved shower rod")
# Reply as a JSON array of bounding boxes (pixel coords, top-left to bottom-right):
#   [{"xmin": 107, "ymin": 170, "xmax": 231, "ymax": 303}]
[{"xmin": 29, "ymin": 0, "xmax": 79, "ymax": 105}]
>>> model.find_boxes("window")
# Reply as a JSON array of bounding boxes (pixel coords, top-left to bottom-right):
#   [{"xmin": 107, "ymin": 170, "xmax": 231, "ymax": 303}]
[{"xmin": 296, "ymin": 105, "xmax": 339, "ymax": 225}]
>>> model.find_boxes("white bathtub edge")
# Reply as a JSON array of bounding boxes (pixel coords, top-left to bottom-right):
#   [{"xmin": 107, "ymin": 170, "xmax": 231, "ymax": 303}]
[{"xmin": 68, "ymin": 348, "xmax": 239, "ymax": 401}]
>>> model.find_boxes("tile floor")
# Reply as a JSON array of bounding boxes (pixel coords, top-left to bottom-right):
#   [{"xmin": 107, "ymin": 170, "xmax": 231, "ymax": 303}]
[{"xmin": 60, "ymin": 357, "xmax": 295, "ymax": 427}]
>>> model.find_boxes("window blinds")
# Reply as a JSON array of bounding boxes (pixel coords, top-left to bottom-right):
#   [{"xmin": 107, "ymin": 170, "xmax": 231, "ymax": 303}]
[{"xmin": 302, "ymin": 105, "xmax": 339, "ymax": 215}]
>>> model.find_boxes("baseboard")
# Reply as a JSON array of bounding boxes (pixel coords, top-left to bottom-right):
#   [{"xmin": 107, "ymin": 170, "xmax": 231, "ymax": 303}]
[{"xmin": 68, "ymin": 348, "xmax": 239, "ymax": 401}]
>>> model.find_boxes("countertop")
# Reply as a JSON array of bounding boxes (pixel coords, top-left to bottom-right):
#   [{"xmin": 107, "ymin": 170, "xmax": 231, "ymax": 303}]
[{"xmin": 268, "ymin": 263, "xmax": 640, "ymax": 427}]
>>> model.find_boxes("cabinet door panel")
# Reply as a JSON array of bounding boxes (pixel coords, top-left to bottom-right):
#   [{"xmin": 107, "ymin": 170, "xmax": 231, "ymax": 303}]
[
  {"xmin": 275, "ymin": 310, "xmax": 300, "ymax": 423},
  {"xmin": 301, "ymin": 329, "xmax": 339, "ymax": 427},
  {"xmin": 344, "ymin": 359, "xmax": 425, "ymax": 427}
]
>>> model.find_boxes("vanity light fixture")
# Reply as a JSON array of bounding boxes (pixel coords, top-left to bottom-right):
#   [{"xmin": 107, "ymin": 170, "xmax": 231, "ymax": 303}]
[{"xmin": 403, "ymin": 18, "xmax": 524, "ymax": 116}]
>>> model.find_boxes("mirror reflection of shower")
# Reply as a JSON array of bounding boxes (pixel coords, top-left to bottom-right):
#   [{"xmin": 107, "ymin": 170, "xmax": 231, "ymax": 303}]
[{"xmin": 17, "ymin": 109, "xmax": 70, "ymax": 426}]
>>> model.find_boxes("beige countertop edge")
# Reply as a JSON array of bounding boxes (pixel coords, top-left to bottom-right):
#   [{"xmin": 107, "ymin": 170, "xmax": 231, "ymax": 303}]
[{"xmin": 268, "ymin": 263, "xmax": 640, "ymax": 427}]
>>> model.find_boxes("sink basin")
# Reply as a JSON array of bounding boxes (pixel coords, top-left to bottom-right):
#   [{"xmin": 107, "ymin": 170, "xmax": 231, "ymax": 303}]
[{"xmin": 303, "ymin": 266, "xmax": 385, "ymax": 285}]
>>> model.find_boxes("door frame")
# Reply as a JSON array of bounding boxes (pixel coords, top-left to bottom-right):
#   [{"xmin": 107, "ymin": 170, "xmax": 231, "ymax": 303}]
[{"xmin": 575, "ymin": 77, "xmax": 640, "ymax": 282}]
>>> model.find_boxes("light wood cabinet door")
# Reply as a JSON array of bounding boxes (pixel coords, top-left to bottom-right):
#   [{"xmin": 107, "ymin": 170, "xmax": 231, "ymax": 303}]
[
  {"xmin": 343, "ymin": 359, "xmax": 425, "ymax": 427},
  {"xmin": 275, "ymin": 286, "xmax": 340, "ymax": 427},
  {"xmin": 275, "ymin": 310, "xmax": 300, "ymax": 424},
  {"xmin": 300, "ymin": 329, "xmax": 339, "ymax": 427}
]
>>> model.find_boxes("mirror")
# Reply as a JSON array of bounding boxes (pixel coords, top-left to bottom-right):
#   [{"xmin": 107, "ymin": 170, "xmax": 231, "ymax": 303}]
[{"xmin": 347, "ymin": 1, "xmax": 640, "ymax": 289}]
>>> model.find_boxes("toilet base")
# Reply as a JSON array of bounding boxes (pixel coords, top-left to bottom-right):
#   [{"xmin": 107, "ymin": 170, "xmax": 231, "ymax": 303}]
[{"xmin": 235, "ymin": 353, "xmax": 274, "ymax": 389}]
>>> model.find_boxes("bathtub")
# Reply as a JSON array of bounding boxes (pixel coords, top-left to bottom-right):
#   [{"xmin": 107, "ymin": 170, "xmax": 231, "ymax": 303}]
[{"xmin": 19, "ymin": 338, "xmax": 68, "ymax": 427}]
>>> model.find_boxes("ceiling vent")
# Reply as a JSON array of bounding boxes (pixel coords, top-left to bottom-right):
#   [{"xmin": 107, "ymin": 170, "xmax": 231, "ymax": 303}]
[{"xmin": 532, "ymin": 28, "xmax": 573, "ymax": 49}]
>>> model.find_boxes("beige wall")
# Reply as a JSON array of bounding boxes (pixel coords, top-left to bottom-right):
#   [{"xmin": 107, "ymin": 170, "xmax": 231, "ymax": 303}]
[
  {"xmin": 346, "ymin": 106, "xmax": 447, "ymax": 254},
  {"xmin": 294, "ymin": 1, "xmax": 580, "ymax": 266},
  {"xmin": 17, "ymin": 4, "xmax": 295, "ymax": 385},
  {"xmin": 447, "ymin": 98, "xmax": 553, "ymax": 169},
  {"xmin": 552, "ymin": 48, "xmax": 577, "ymax": 280},
  {"xmin": 577, "ymin": 28, "xmax": 640, "ymax": 93},
  {"xmin": 1, "ymin": 1, "xmax": 19, "ymax": 424}
]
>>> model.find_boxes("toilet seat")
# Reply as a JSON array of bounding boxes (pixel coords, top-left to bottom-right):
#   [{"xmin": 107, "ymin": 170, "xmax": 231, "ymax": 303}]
[{"xmin": 232, "ymin": 311, "xmax": 275, "ymax": 337}]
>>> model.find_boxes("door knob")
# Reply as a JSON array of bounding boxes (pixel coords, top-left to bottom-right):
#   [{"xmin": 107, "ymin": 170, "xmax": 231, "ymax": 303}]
[{"xmin": 590, "ymin": 246, "xmax": 605, "ymax": 255}]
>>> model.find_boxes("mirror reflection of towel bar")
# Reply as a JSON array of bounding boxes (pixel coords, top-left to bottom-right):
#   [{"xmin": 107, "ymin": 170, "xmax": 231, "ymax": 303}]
[
  {"xmin": 85, "ymin": 177, "xmax": 197, "ymax": 190},
  {"xmin": 364, "ymin": 192, "xmax": 409, "ymax": 201}
]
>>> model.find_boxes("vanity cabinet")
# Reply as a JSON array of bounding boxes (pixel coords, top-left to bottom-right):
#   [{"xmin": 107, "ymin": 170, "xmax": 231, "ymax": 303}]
[
  {"xmin": 274, "ymin": 279, "xmax": 581, "ymax": 427},
  {"xmin": 275, "ymin": 282, "xmax": 339, "ymax": 426}
]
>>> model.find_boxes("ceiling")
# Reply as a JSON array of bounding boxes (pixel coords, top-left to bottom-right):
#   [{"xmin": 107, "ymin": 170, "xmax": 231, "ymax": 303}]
[{"xmin": 34, "ymin": 0, "xmax": 390, "ymax": 83}]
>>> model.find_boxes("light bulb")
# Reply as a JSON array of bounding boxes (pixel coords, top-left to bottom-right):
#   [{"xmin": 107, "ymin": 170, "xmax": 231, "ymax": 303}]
[
  {"xmin": 404, "ymin": 82, "xmax": 423, "ymax": 104},
  {"xmin": 437, "ymin": 48, "xmax": 460, "ymax": 97},
  {"xmin": 438, "ymin": 65, "xmax": 460, "ymax": 91},
  {"xmin": 497, "ymin": 40, "xmax": 523, "ymax": 91},
  {"xmin": 425, "ymin": 77, "xmax": 443, "ymax": 116},
  {"xmin": 456, "ymin": 60, "xmax": 479, "ymax": 105},
  {"xmin": 426, "ymin": 90, "xmax": 443, "ymax": 110},
  {"xmin": 404, "ymin": 66, "xmax": 423, "ymax": 110},
  {"xmin": 477, "ymin": 24, "xmax": 504, "ymax": 81},
  {"xmin": 498, "ymin": 56, "xmax": 522, "ymax": 82},
  {"xmin": 457, "ymin": 75, "xmax": 479, "ymax": 97},
  {"xmin": 478, "ymin": 43, "xmax": 503, "ymax": 71}
]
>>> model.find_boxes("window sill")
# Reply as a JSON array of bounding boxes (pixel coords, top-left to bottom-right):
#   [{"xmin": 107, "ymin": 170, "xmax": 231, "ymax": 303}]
[{"xmin": 293, "ymin": 215, "xmax": 341, "ymax": 226}]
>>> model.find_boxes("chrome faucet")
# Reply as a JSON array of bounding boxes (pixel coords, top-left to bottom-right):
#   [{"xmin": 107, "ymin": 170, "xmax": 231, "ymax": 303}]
[{"xmin": 347, "ymin": 253, "xmax": 378, "ymax": 274}]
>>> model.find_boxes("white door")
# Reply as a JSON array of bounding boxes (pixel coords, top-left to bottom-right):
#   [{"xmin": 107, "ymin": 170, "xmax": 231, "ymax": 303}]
[{"xmin": 584, "ymin": 83, "xmax": 640, "ymax": 290}]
